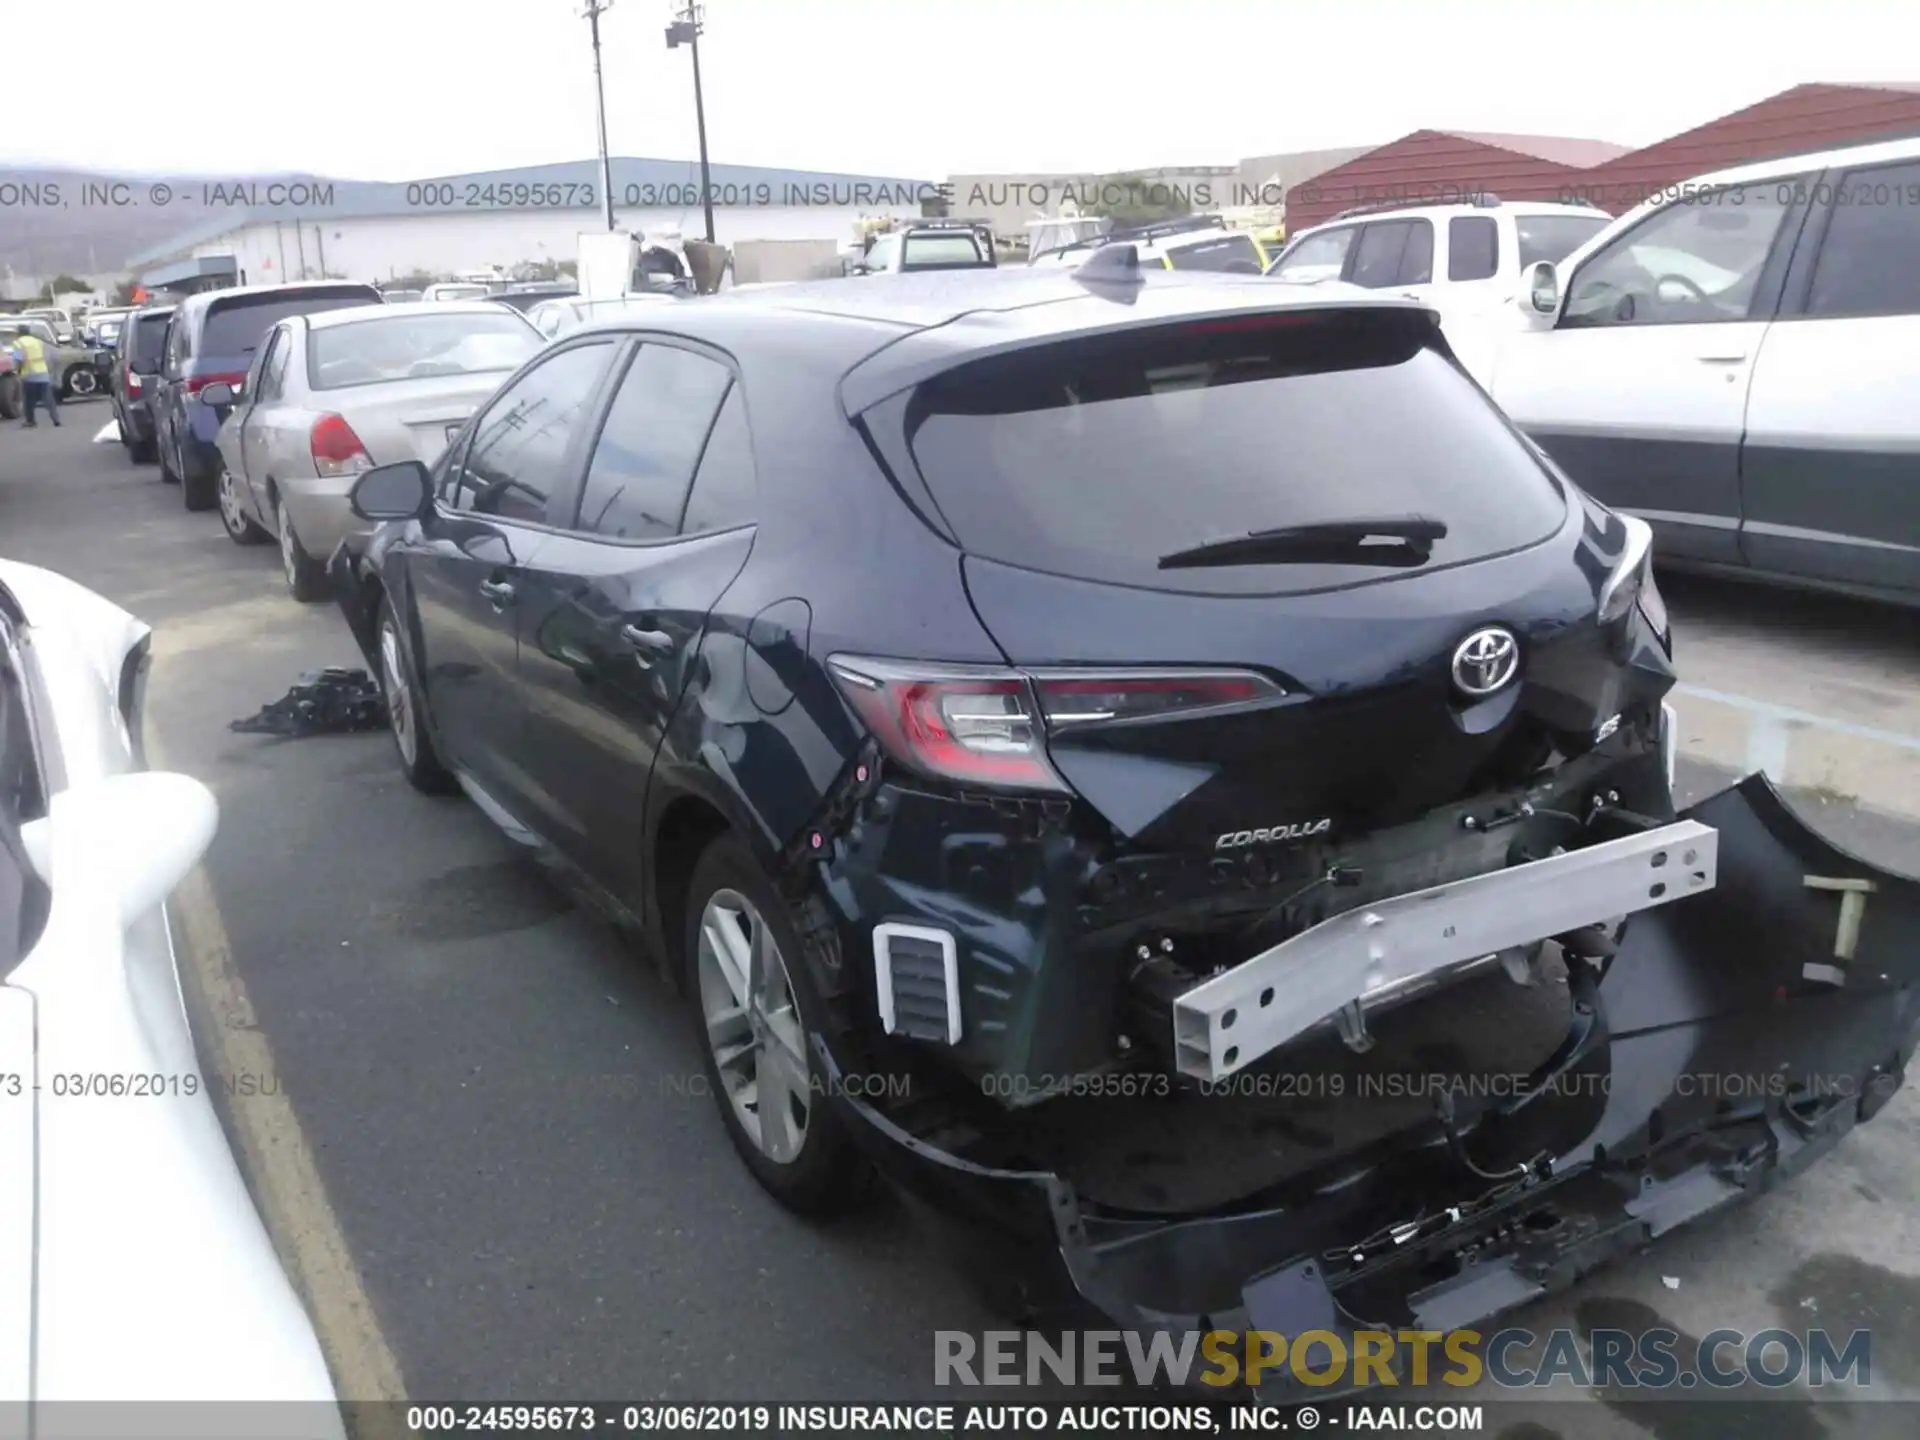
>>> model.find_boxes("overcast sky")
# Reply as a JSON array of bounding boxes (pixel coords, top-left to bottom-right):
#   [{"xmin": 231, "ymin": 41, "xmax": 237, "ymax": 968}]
[{"xmin": 5, "ymin": 0, "xmax": 1913, "ymax": 179}]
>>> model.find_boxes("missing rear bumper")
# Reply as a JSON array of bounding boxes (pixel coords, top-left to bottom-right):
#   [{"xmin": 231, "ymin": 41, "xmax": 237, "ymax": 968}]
[
  {"xmin": 1171, "ymin": 818, "xmax": 1719, "ymax": 1082},
  {"xmin": 823, "ymin": 773, "xmax": 1920, "ymax": 1397}
]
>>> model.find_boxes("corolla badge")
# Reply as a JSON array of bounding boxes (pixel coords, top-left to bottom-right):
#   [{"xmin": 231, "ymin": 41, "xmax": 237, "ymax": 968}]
[
  {"xmin": 1215, "ymin": 818, "xmax": 1332, "ymax": 850},
  {"xmin": 1451, "ymin": 626, "xmax": 1520, "ymax": 697}
]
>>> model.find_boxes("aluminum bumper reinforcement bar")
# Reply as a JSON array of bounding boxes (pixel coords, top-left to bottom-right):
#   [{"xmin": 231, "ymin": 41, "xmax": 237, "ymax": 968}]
[{"xmin": 1171, "ymin": 819, "xmax": 1720, "ymax": 1082}]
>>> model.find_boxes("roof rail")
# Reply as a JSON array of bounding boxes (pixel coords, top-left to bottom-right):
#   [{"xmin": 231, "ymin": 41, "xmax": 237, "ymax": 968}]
[
  {"xmin": 907, "ymin": 217, "xmax": 994, "ymax": 231},
  {"xmin": 1033, "ymin": 212, "xmax": 1226, "ymax": 262}
]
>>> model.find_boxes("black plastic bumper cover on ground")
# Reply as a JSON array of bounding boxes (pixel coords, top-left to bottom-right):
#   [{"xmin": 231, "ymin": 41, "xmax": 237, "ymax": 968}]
[{"xmin": 820, "ymin": 773, "xmax": 1920, "ymax": 1400}]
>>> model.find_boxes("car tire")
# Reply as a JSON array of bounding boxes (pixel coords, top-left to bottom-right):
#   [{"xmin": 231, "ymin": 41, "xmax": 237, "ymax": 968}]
[
  {"xmin": 158, "ymin": 432, "xmax": 181, "ymax": 483},
  {"xmin": 376, "ymin": 601, "xmax": 458, "ymax": 795},
  {"xmin": 276, "ymin": 498, "xmax": 328, "ymax": 602},
  {"xmin": 0, "ymin": 375, "xmax": 20, "ymax": 420},
  {"xmin": 129, "ymin": 434, "xmax": 156, "ymax": 464},
  {"xmin": 61, "ymin": 365, "xmax": 98, "ymax": 399},
  {"xmin": 683, "ymin": 833, "xmax": 875, "ymax": 1217},
  {"xmin": 214, "ymin": 461, "xmax": 267, "ymax": 540}
]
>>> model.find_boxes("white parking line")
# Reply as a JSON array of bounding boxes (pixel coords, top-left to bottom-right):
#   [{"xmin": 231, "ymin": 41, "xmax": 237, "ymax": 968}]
[{"xmin": 151, "ymin": 735, "xmax": 407, "ymax": 1406}]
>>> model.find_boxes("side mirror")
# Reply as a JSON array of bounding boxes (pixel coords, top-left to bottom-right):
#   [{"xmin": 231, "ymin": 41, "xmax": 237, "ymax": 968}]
[
  {"xmin": 1521, "ymin": 261, "xmax": 1560, "ymax": 319},
  {"xmin": 199, "ymin": 381, "xmax": 236, "ymax": 406},
  {"xmin": 18, "ymin": 772, "xmax": 217, "ymax": 932},
  {"xmin": 349, "ymin": 460, "xmax": 433, "ymax": 522}
]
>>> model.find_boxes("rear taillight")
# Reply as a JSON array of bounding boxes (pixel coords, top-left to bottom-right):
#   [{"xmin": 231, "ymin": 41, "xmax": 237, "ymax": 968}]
[
  {"xmin": 827, "ymin": 657, "xmax": 1283, "ymax": 793},
  {"xmin": 310, "ymin": 413, "xmax": 372, "ymax": 478},
  {"xmin": 185, "ymin": 371, "xmax": 246, "ymax": 399},
  {"xmin": 126, "ymin": 372, "xmax": 144, "ymax": 394}
]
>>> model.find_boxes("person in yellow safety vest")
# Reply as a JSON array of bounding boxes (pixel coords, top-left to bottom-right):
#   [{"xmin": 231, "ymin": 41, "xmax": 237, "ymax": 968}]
[{"xmin": 8, "ymin": 329, "xmax": 62, "ymax": 428}]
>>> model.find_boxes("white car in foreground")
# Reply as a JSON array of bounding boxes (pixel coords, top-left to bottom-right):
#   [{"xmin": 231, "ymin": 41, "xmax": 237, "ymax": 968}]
[{"xmin": 0, "ymin": 561, "xmax": 342, "ymax": 1427}]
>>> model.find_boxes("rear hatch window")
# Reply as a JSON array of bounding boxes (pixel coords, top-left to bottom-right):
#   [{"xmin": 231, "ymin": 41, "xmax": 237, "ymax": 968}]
[
  {"xmin": 201, "ymin": 288, "xmax": 382, "ymax": 358},
  {"xmin": 1165, "ymin": 232, "xmax": 1264, "ymax": 273},
  {"xmin": 130, "ymin": 314, "xmax": 173, "ymax": 366},
  {"xmin": 901, "ymin": 308, "xmax": 1567, "ymax": 595}
]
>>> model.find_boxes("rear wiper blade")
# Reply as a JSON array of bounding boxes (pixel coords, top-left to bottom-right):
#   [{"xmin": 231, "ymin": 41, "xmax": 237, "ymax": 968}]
[{"xmin": 1157, "ymin": 516, "xmax": 1449, "ymax": 570}]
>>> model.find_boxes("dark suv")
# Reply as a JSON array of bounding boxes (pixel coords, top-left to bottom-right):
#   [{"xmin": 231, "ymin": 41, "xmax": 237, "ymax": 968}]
[
  {"xmin": 329, "ymin": 262, "xmax": 1919, "ymax": 1385},
  {"xmin": 111, "ymin": 305, "xmax": 176, "ymax": 465},
  {"xmin": 153, "ymin": 281, "xmax": 382, "ymax": 511}
]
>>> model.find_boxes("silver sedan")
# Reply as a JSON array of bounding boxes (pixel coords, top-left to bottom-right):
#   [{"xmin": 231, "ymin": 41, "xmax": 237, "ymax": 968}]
[{"xmin": 205, "ymin": 302, "xmax": 542, "ymax": 600}]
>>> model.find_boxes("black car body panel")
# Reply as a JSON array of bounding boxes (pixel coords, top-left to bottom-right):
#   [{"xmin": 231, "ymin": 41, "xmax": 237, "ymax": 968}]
[
  {"xmin": 111, "ymin": 306, "xmax": 175, "ymax": 449},
  {"xmin": 330, "ymin": 273, "xmax": 1920, "ymax": 1382}
]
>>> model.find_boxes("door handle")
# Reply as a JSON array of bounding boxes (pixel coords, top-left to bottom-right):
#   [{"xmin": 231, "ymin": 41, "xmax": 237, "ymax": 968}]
[
  {"xmin": 478, "ymin": 578, "xmax": 515, "ymax": 607},
  {"xmin": 1695, "ymin": 351, "xmax": 1748, "ymax": 363},
  {"xmin": 620, "ymin": 624, "xmax": 673, "ymax": 654}
]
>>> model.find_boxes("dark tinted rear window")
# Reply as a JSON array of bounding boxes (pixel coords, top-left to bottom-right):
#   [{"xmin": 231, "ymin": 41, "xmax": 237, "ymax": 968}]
[
  {"xmin": 201, "ymin": 289, "xmax": 381, "ymax": 356},
  {"xmin": 130, "ymin": 313, "xmax": 173, "ymax": 364},
  {"xmin": 902, "ymin": 312, "xmax": 1567, "ymax": 595}
]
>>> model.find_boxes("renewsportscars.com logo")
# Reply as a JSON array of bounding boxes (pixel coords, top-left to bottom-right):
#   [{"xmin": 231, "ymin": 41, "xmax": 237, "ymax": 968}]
[{"xmin": 935, "ymin": 1326, "xmax": 1873, "ymax": 1391}]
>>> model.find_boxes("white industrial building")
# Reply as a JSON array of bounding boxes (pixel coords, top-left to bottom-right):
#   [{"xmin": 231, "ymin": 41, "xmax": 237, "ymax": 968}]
[{"xmin": 127, "ymin": 157, "xmax": 938, "ymax": 291}]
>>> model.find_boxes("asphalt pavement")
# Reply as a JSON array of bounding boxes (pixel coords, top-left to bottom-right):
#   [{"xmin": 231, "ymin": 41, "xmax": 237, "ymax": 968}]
[{"xmin": 5, "ymin": 410, "xmax": 1920, "ymax": 1433}]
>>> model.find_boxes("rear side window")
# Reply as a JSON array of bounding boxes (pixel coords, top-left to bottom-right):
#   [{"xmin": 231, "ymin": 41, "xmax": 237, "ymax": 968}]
[
  {"xmin": 1805, "ymin": 160, "xmax": 1920, "ymax": 319},
  {"xmin": 1448, "ymin": 216, "xmax": 1499, "ymax": 280},
  {"xmin": 1167, "ymin": 232, "xmax": 1265, "ymax": 274},
  {"xmin": 201, "ymin": 289, "xmax": 381, "ymax": 356},
  {"xmin": 680, "ymin": 385, "xmax": 758, "ymax": 535},
  {"xmin": 901, "ymin": 233, "xmax": 987, "ymax": 268},
  {"xmin": 572, "ymin": 344, "xmax": 733, "ymax": 541},
  {"xmin": 902, "ymin": 313, "xmax": 1567, "ymax": 596}
]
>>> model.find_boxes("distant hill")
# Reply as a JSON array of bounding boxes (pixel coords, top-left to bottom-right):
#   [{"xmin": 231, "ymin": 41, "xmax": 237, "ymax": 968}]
[{"xmin": 0, "ymin": 165, "xmax": 346, "ymax": 282}]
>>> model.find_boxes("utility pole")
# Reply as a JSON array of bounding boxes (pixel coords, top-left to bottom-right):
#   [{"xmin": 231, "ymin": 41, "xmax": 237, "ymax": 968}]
[
  {"xmin": 666, "ymin": 3, "xmax": 715, "ymax": 243},
  {"xmin": 583, "ymin": 0, "xmax": 618, "ymax": 231}
]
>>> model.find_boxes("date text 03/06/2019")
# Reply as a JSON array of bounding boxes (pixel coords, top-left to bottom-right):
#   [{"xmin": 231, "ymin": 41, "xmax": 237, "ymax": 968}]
[{"xmin": 401, "ymin": 1403, "xmax": 1482, "ymax": 1434}]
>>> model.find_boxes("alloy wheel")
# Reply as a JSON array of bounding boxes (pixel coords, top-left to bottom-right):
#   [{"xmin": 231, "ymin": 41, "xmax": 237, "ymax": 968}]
[
  {"xmin": 697, "ymin": 889, "xmax": 812, "ymax": 1164},
  {"xmin": 217, "ymin": 465, "xmax": 248, "ymax": 537},
  {"xmin": 378, "ymin": 621, "xmax": 418, "ymax": 767},
  {"xmin": 278, "ymin": 503, "xmax": 301, "ymax": 590}
]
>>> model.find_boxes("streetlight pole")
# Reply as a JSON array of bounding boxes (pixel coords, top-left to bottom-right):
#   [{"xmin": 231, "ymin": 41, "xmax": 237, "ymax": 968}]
[
  {"xmin": 666, "ymin": 3, "xmax": 715, "ymax": 243},
  {"xmin": 583, "ymin": 0, "xmax": 618, "ymax": 231}
]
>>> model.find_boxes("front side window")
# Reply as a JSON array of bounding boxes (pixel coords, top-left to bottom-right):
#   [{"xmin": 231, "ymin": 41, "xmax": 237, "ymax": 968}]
[
  {"xmin": 1269, "ymin": 227, "xmax": 1354, "ymax": 282},
  {"xmin": 1350, "ymin": 222, "xmax": 1420, "ymax": 288},
  {"xmin": 1561, "ymin": 183, "xmax": 1789, "ymax": 328},
  {"xmin": 1448, "ymin": 216, "xmax": 1499, "ymax": 281},
  {"xmin": 571, "ymin": 344, "xmax": 733, "ymax": 541},
  {"xmin": 1805, "ymin": 160, "xmax": 1920, "ymax": 319},
  {"xmin": 444, "ymin": 342, "xmax": 616, "ymax": 523}
]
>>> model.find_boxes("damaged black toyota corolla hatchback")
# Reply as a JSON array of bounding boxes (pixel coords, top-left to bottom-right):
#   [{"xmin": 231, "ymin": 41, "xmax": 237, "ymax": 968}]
[{"xmin": 331, "ymin": 254, "xmax": 1920, "ymax": 1398}]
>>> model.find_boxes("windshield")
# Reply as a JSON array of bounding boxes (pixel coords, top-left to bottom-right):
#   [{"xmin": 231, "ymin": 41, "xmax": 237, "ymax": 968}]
[
  {"xmin": 308, "ymin": 312, "xmax": 539, "ymax": 389},
  {"xmin": 901, "ymin": 311, "xmax": 1566, "ymax": 596},
  {"xmin": 202, "ymin": 289, "xmax": 381, "ymax": 356},
  {"xmin": 1515, "ymin": 214, "xmax": 1610, "ymax": 267}
]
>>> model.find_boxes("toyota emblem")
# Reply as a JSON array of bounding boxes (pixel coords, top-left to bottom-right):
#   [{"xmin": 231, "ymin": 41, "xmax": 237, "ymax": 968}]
[{"xmin": 1451, "ymin": 627, "xmax": 1520, "ymax": 697}]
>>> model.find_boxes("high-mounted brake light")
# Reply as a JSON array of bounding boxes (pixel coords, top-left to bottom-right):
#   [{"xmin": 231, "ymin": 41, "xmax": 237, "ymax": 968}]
[
  {"xmin": 310, "ymin": 413, "xmax": 372, "ymax": 478},
  {"xmin": 827, "ymin": 658, "xmax": 1285, "ymax": 793}
]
